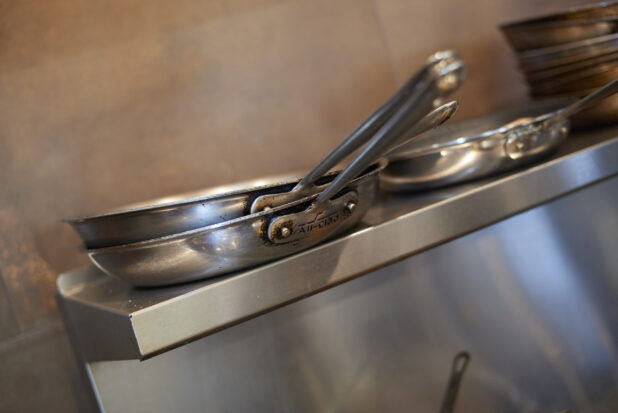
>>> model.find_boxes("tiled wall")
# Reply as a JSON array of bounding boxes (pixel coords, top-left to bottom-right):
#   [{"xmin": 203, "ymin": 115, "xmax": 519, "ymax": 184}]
[{"xmin": 0, "ymin": 0, "xmax": 591, "ymax": 411}]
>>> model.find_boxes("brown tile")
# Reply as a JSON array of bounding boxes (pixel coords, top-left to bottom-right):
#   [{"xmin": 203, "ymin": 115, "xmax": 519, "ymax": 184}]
[
  {"xmin": 0, "ymin": 275, "xmax": 20, "ymax": 340},
  {"xmin": 0, "ymin": 208, "xmax": 59, "ymax": 330},
  {"xmin": 0, "ymin": 323, "xmax": 95, "ymax": 413},
  {"xmin": 371, "ymin": 0, "xmax": 595, "ymax": 120},
  {"xmin": 0, "ymin": 0, "xmax": 394, "ymax": 285},
  {"xmin": 0, "ymin": 0, "xmax": 291, "ymax": 73}
]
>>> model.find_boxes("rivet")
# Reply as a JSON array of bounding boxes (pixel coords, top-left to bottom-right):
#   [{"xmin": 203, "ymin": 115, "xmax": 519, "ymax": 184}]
[
  {"xmin": 280, "ymin": 226, "xmax": 291, "ymax": 238},
  {"xmin": 437, "ymin": 73, "xmax": 458, "ymax": 92}
]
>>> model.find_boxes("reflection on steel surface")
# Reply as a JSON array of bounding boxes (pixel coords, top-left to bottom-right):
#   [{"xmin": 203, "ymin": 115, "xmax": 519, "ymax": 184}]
[
  {"xmin": 57, "ymin": 129, "xmax": 618, "ymax": 362},
  {"xmin": 81, "ymin": 176, "xmax": 618, "ymax": 412}
]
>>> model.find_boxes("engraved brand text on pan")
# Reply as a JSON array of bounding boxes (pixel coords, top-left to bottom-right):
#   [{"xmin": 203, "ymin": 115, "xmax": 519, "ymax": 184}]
[{"xmin": 297, "ymin": 212, "xmax": 341, "ymax": 234}]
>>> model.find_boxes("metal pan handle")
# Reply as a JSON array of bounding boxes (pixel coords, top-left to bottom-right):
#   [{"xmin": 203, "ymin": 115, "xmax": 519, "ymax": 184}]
[
  {"xmin": 314, "ymin": 59, "xmax": 466, "ymax": 208},
  {"xmin": 292, "ymin": 50, "xmax": 461, "ymax": 192},
  {"xmin": 505, "ymin": 78, "xmax": 618, "ymax": 160},
  {"xmin": 439, "ymin": 352, "xmax": 470, "ymax": 413},
  {"xmin": 266, "ymin": 59, "xmax": 466, "ymax": 243},
  {"xmin": 555, "ymin": 78, "xmax": 618, "ymax": 119},
  {"xmin": 250, "ymin": 51, "xmax": 463, "ymax": 213}
]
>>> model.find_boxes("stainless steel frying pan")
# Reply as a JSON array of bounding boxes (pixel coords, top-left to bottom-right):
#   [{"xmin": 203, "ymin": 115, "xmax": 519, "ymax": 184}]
[
  {"xmin": 66, "ymin": 51, "xmax": 463, "ymax": 249},
  {"xmin": 381, "ymin": 79, "xmax": 618, "ymax": 192},
  {"xmin": 85, "ymin": 56, "xmax": 467, "ymax": 286},
  {"xmin": 88, "ymin": 163, "xmax": 383, "ymax": 286}
]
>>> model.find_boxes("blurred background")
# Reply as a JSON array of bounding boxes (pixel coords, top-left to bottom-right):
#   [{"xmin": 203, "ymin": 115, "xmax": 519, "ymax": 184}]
[{"xmin": 0, "ymin": 0, "xmax": 595, "ymax": 411}]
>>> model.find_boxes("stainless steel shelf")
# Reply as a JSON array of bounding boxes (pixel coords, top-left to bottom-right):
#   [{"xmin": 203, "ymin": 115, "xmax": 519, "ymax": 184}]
[{"xmin": 58, "ymin": 126, "xmax": 618, "ymax": 361}]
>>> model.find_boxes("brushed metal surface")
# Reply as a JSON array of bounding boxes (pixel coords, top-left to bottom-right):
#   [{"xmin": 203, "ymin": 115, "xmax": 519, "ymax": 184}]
[
  {"xmin": 57, "ymin": 126, "xmax": 618, "ymax": 362},
  {"xmin": 84, "ymin": 174, "xmax": 618, "ymax": 413}
]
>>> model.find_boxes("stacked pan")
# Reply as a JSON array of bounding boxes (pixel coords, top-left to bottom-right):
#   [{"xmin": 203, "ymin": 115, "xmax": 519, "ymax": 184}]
[
  {"xmin": 500, "ymin": 1, "xmax": 618, "ymax": 125},
  {"xmin": 66, "ymin": 51, "xmax": 467, "ymax": 287}
]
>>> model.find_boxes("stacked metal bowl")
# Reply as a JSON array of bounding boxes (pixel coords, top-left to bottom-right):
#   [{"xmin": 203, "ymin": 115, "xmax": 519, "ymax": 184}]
[{"xmin": 500, "ymin": 1, "xmax": 618, "ymax": 126}]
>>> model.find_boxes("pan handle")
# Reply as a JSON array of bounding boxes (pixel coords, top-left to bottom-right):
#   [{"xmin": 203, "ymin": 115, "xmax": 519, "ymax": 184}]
[
  {"xmin": 250, "ymin": 51, "xmax": 463, "ymax": 213},
  {"xmin": 292, "ymin": 51, "xmax": 460, "ymax": 192},
  {"xmin": 505, "ymin": 78, "xmax": 618, "ymax": 160},
  {"xmin": 265, "ymin": 60, "xmax": 466, "ymax": 244},
  {"xmin": 383, "ymin": 100, "xmax": 458, "ymax": 156},
  {"xmin": 314, "ymin": 59, "xmax": 466, "ymax": 208},
  {"xmin": 554, "ymin": 78, "xmax": 618, "ymax": 119},
  {"xmin": 439, "ymin": 352, "xmax": 470, "ymax": 413},
  {"xmin": 267, "ymin": 191, "xmax": 359, "ymax": 244}
]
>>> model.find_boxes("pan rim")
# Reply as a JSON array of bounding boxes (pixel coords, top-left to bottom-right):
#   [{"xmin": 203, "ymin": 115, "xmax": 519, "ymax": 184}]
[
  {"xmin": 64, "ymin": 172, "xmax": 320, "ymax": 223},
  {"xmin": 85, "ymin": 160, "xmax": 386, "ymax": 253}
]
